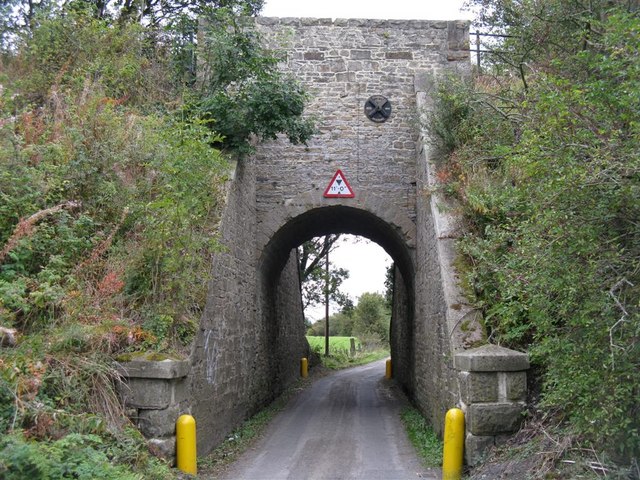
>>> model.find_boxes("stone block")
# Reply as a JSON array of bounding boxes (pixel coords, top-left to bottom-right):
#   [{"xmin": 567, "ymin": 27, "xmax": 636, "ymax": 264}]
[
  {"xmin": 119, "ymin": 377, "xmax": 188, "ymax": 409},
  {"xmin": 138, "ymin": 404, "xmax": 180, "ymax": 438},
  {"xmin": 147, "ymin": 437, "xmax": 176, "ymax": 463},
  {"xmin": 414, "ymin": 72, "xmax": 436, "ymax": 94},
  {"xmin": 467, "ymin": 403, "xmax": 525, "ymax": 436},
  {"xmin": 304, "ymin": 51, "xmax": 325, "ymax": 61},
  {"xmin": 459, "ymin": 371, "xmax": 498, "ymax": 403},
  {"xmin": 505, "ymin": 371, "xmax": 527, "ymax": 401},
  {"xmin": 116, "ymin": 359, "xmax": 190, "ymax": 379},
  {"xmin": 350, "ymin": 49, "xmax": 371, "ymax": 60},
  {"xmin": 448, "ymin": 21, "xmax": 470, "ymax": 50},
  {"xmin": 465, "ymin": 433, "xmax": 494, "ymax": 466},
  {"xmin": 335, "ymin": 72, "xmax": 356, "ymax": 82},
  {"xmin": 172, "ymin": 378, "xmax": 190, "ymax": 405},
  {"xmin": 385, "ymin": 51, "xmax": 413, "ymax": 60},
  {"xmin": 454, "ymin": 345, "xmax": 530, "ymax": 372}
]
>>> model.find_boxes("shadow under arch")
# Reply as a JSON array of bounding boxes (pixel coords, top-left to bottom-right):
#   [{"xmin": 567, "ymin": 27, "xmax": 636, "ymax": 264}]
[
  {"xmin": 257, "ymin": 205, "xmax": 416, "ymax": 399},
  {"xmin": 259, "ymin": 205, "xmax": 415, "ymax": 293}
]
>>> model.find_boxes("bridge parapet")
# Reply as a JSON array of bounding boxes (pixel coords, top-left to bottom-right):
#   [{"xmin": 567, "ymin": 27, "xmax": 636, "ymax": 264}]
[
  {"xmin": 454, "ymin": 345, "xmax": 530, "ymax": 465},
  {"xmin": 116, "ymin": 358, "xmax": 191, "ymax": 463}
]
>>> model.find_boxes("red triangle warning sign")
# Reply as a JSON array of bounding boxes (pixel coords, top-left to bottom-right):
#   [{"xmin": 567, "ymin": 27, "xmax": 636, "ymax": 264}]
[{"xmin": 323, "ymin": 169, "xmax": 355, "ymax": 198}]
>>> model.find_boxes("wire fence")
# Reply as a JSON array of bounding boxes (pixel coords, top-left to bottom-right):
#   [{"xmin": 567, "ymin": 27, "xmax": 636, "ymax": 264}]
[{"xmin": 469, "ymin": 31, "xmax": 522, "ymax": 73}]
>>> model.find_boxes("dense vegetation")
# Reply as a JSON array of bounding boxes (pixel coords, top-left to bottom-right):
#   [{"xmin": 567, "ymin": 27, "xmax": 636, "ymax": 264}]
[
  {"xmin": 0, "ymin": 0, "xmax": 313, "ymax": 476},
  {"xmin": 435, "ymin": 0, "xmax": 639, "ymax": 470},
  {"xmin": 1, "ymin": 0, "xmax": 638, "ymax": 476},
  {"xmin": 307, "ymin": 292, "xmax": 391, "ymax": 346}
]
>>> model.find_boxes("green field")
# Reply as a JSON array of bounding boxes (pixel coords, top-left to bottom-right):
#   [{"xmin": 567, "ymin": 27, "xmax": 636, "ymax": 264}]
[
  {"xmin": 306, "ymin": 336, "xmax": 389, "ymax": 370},
  {"xmin": 306, "ymin": 336, "xmax": 360, "ymax": 352}
]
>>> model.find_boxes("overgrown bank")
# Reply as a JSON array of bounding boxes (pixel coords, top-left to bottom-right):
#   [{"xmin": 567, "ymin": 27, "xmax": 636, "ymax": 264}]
[
  {"xmin": 0, "ymin": 1, "xmax": 313, "ymax": 476},
  {"xmin": 432, "ymin": 0, "xmax": 639, "ymax": 474}
]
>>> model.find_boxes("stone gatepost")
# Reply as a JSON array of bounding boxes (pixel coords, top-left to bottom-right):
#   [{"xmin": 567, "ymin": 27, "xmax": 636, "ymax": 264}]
[
  {"xmin": 453, "ymin": 345, "xmax": 530, "ymax": 465},
  {"xmin": 116, "ymin": 358, "xmax": 191, "ymax": 463}
]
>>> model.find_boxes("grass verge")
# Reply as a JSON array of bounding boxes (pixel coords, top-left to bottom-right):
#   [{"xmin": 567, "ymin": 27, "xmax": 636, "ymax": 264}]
[
  {"xmin": 306, "ymin": 336, "xmax": 360, "ymax": 351},
  {"xmin": 307, "ymin": 336, "xmax": 389, "ymax": 370},
  {"xmin": 319, "ymin": 349, "xmax": 389, "ymax": 370},
  {"xmin": 400, "ymin": 407, "xmax": 443, "ymax": 468}
]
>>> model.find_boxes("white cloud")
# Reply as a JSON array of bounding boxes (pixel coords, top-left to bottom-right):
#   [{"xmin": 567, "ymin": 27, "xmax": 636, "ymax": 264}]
[{"xmin": 306, "ymin": 235, "xmax": 391, "ymax": 322}]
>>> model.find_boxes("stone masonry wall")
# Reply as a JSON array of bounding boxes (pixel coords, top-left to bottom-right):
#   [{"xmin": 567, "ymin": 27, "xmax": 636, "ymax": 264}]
[
  {"xmin": 414, "ymin": 70, "xmax": 529, "ymax": 462},
  {"xmin": 188, "ymin": 157, "xmax": 308, "ymax": 455},
  {"xmin": 189, "ymin": 159, "xmax": 264, "ymax": 454},
  {"xmin": 272, "ymin": 254, "xmax": 310, "ymax": 392},
  {"xmin": 389, "ymin": 266, "xmax": 413, "ymax": 390},
  {"xmin": 181, "ymin": 17, "xmax": 529, "ymax": 464},
  {"xmin": 253, "ymin": 16, "xmax": 473, "ymax": 436},
  {"xmin": 253, "ymin": 18, "xmax": 470, "ymax": 229},
  {"xmin": 413, "ymin": 70, "xmax": 477, "ymax": 435}
]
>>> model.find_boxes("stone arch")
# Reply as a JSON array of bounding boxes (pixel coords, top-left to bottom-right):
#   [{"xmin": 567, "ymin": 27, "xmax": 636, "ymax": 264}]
[
  {"xmin": 256, "ymin": 199, "xmax": 417, "ymax": 407},
  {"xmin": 258, "ymin": 190, "xmax": 417, "ymax": 289}
]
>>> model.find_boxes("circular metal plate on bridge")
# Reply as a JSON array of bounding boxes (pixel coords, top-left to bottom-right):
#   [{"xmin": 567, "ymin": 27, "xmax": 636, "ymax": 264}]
[{"xmin": 364, "ymin": 95, "xmax": 392, "ymax": 123}]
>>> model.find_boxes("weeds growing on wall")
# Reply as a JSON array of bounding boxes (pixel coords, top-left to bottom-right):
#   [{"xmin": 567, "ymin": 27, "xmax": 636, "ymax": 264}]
[{"xmin": 430, "ymin": 5, "xmax": 639, "ymax": 465}]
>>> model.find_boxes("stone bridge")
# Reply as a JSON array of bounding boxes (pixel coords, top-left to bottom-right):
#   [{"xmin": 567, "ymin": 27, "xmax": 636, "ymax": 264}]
[{"xmin": 118, "ymin": 17, "xmax": 530, "ymax": 465}]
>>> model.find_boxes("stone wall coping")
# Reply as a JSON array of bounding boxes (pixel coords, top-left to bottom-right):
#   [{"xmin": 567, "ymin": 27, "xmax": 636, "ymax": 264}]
[
  {"xmin": 256, "ymin": 16, "xmax": 466, "ymax": 29},
  {"xmin": 454, "ymin": 344, "xmax": 530, "ymax": 372},
  {"xmin": 116, "ymin": 359, "xmax": 190, "ymax": 380}
]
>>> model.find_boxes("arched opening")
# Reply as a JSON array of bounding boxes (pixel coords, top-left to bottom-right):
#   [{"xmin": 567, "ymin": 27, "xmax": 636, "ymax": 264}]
[{"xmin": 257, "ymin": 205, "xmax": 416, "ymax": 398}]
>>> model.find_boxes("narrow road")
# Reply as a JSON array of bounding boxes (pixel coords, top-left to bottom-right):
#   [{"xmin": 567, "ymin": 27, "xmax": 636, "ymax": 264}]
[{"xmin": 218, "ymin": 360, "xmax": 439, "ymax": 480}]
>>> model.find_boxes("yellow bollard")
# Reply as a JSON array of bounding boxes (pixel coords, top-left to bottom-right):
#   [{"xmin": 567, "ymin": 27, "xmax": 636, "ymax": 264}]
[
  {"xmin": 442, "ymin": 408, "xmax": 465, "ymax": 480},
  {"xmin": 385, "ymin": 358, "xmax": 392, "ymax": 379},
  {"xmin": 176, "ymin": 414, "xmax": 197, "ymax": 475},
  {"xmin": 301, "ymin": 357, "xmax": 308, "ymax": 378}
]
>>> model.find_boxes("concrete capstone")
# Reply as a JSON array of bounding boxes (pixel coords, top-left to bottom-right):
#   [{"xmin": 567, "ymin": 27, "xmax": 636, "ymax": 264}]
[
  {"xmin": 116, "ymin": 359, "xmax": 190, "ymax": 379},
  {"xmin": 454, "ymin": 344, "xmax": 530, "ymax": 372}
]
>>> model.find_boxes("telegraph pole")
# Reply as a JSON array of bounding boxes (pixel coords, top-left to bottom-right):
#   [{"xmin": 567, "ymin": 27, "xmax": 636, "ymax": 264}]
[{"xmin": 324, "ymin": 236, "xmax": 330, "ymax": 357}]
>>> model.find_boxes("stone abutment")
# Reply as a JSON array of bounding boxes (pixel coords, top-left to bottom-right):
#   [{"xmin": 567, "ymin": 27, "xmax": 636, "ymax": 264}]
[{"xmin": 117, "ymin": 17, "xmax": 530, "ymax": 466}]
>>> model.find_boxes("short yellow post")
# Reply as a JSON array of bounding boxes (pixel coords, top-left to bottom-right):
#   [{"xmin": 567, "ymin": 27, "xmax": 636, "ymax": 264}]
[
  {"xmin": 385, "ymin": 358, "xmax": 392, "ymax": 379},
  {"xmin": 442, "ymin": 408, "xmax": 465, "ymax": 480},
  {"xmin": 176, "ymin": 414, "xmax": 197, "ymax": 475},
  {"xmin": 300, "ymin": 357, "xmax": 308, "ymax": 378}
]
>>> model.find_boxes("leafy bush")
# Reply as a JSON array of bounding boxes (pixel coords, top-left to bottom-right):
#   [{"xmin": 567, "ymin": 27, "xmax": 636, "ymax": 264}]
[
  {"xmin": 0, "ymin": 433, "xmax": 136, "ymax": 479},
  {"xmin": 431, "ymin": 8, "xmax": 640, "ymax": 462},
  {"xmin": 196, "ymin": 9, "xmax": 315, "ymax": 155},
  {"xmin": 0, "ymin": 431, "xmax": 172, "ymax": 479}
]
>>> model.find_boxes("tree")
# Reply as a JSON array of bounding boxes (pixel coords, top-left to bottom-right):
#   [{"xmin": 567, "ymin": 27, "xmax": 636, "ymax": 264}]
[
  {"xmin": 195, "ymin": 8, "xmax": 315, "ymax": 156},
  {"xmin": 297, "ymin": 235, "xmax": 351, "ymax": 311},
  {"xmin": 383, "ymin": 263, "xmax": 394, "ymax": 309},
  {"xmin": 1, "ymin": 0, "xmax": 315, "ymax": 157},
  {"xmin": 467, "ymin": 0, "xmax": 640, "ymax": 76},
  {"xmin": 352, "ymin": 292, "xmax": 390, "ymax": 343},
  {"xmin": 307, "ymin": 311, "xmax": 355, "ymax": 337},
  {"xmin": 438, "ymin": 1, "xmax": 640, "ymax": 461},
  {"xmin": 0, "ymin": 0, "xmax": 54, "ymax": 49}
]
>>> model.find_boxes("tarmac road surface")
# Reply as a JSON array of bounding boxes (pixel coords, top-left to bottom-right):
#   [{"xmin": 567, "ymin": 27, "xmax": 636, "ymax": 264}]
[{"xmin": 217, "ymin": 359, "xmax": 439, "ymax": 480}]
